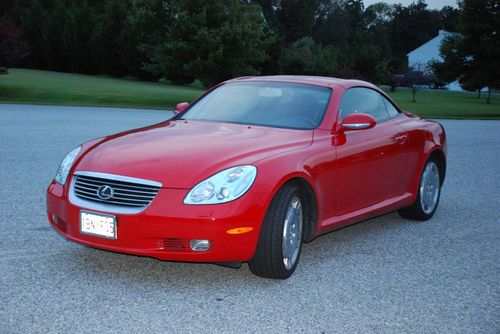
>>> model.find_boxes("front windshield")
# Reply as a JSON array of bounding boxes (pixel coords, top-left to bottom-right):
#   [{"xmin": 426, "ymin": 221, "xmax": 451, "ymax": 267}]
[{"xmin": 179, "ymin": 82, "xmax": 332, "ymax": 130}]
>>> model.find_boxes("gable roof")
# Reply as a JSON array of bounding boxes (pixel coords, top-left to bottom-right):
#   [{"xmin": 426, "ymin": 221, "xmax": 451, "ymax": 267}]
[{"xmin": 407, "ymin": 30, "xmax": 460, "ymax": 66}]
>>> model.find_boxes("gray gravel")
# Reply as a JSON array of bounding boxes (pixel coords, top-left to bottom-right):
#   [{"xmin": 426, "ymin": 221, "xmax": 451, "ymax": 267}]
[{"xmin": 0, "ymin": 103, "xmax": 499, "ymax": 334}]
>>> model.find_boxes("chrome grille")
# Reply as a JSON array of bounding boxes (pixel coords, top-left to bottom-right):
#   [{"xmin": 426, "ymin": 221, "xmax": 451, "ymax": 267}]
[{"xmin": 72, "ymin": 172, "xmax": 161, "ymax": 209}]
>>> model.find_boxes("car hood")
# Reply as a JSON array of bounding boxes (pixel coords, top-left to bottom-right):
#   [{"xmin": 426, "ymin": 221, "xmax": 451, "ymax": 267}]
[{"xmin": 74, "ymin": 120, "xmax": 313, "ymax": 188}]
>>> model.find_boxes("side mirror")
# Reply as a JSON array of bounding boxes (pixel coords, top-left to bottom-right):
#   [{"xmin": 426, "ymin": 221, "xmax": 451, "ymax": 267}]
[
  {"xmin": 340, "ymin": 113, "xmax": 376, "ymax": 131},
  {"xmin": 174, "ymin": 102, "xmax": 190, "ymax": 113}
]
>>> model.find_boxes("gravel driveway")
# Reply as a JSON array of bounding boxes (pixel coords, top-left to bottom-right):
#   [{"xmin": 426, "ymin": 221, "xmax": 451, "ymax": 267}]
[{"xmin": 0, "ymin": 103, "xmax": 498, "ymax": 333}]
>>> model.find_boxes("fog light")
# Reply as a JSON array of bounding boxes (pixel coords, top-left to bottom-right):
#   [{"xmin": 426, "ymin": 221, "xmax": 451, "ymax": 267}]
[
  {"xmin": 52, "ymin": 214, "xmax": 58, "ymax": 223},
  {"xmin": 190, "ymin": 239, "xmax": 211, "ymax": 252}
]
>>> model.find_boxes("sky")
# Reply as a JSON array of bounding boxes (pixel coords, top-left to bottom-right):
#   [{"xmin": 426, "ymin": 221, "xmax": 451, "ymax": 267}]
[{"xmin": 363, "ymin": 0, "xmax": 459, "ymax": 10}]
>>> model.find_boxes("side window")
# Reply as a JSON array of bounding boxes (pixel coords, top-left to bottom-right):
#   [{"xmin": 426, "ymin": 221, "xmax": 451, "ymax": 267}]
[
  {"xmin": 339, "ymin": 88, "xmax": 390, "ymax": 122},
  {"xmin": 381, "ymin": 95, "xmax": 400, "ymax": 118}
]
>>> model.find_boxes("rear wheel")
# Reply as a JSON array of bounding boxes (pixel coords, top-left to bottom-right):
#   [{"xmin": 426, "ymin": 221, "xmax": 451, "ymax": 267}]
[
  {"xmin": 249, "ymin": 183, "xmax": 304, "ymax": 279},
  {"xmin": 399, "ymin": 157, "xmax": 441, "ymax": 221}
]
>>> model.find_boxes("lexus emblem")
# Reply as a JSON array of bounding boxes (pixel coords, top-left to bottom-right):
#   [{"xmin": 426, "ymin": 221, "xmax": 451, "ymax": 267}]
[{"xmin": 97, "ymin": 185, "xmax": 114, "ymax": 200}]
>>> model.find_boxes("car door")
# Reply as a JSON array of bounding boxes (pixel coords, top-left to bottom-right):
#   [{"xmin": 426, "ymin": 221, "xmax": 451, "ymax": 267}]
[{"xmin": 333, "ymin": 87, "xmax": 408, "ymax": 216}]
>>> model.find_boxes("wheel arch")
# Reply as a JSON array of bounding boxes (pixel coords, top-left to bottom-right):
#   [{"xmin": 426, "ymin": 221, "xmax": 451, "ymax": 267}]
[
  {"xmin": 429, "ymin": 148, "xmax": 446, "ymax": 185},
  {"xmin": 276, "ymin": 176, "xmax": 319, "ymax": 243}
]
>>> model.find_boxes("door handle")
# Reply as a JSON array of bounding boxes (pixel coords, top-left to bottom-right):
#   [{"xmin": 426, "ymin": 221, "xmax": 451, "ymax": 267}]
[{"xmin": 394, "ymin": 134, "xmax": 408, "ymax": 144}]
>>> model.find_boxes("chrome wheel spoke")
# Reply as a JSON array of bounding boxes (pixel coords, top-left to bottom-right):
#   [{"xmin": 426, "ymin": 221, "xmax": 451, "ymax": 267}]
[
  {"xmin": 420, "ymin": 161, "xmax": 440, "ymax": 214},
  {"xmin": 282, "ymin": 196, "xmax": 303, "ymax": 270}
]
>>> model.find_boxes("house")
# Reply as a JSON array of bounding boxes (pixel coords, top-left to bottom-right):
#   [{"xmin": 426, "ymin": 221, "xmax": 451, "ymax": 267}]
[{"xmin": 407, "ymin": 30, "xmax": 462, "ymax": 91}]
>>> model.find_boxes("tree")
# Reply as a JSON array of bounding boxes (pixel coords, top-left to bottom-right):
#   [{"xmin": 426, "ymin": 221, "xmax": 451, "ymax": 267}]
[
  {"xmin": 275, "ymin": 0, "xmax": 323, "ymax": 42},
  {"xmin": 347, "ymin": 43, "xmax": 387, "ymax": 84},
  {"xmin": 8, "ymin": 0, "xmax": 45, "ymax": 69},
  {"xmin": 144, "ymin": 0, "xmax": 272, "ymax": 87},
  {"xmin": 122, "ymin": 0, "xmax": 171, "ymax": 80},
  {"xmin": 313, "ymin": 0, "xmax": 365, "ymax": 46},
  {"xmin": 2, "ymin": 0, "xmax": 468, "ymax": 87},
  {"xmin": 40, "ymin": 0, "xmax": 97, "ymax": 73},
  {"xmin": 431, "ymin": 0, "xmax": 499, "ymax": 104},
  {"xmin": 392, "ymin": 67, "xmax": 433, "ymax": 102},
  {"xmin": 278, "ymin": 37, "xmax": 332, "ymax": 75},
  {"xmin": 363, "ymin": 2, "xmax": 393, "ymax": 53},
  {"xmin": 460, "ymin": 77, "xmax": 485, "ymax": 98},
  {"xmin": 0, "ymin": 15, "xmax": 29, "ymax": 67},
  {"xmin": 458, "ymin": 0, "xmax": 500, "ymax": 104},
  {"xmin": 59, "ymin": 2, "xmax": 97, "ymax": 73},
  {"xmin": 90, "ymin": 0, "xmax": 128, "ymax": 76},
  {"xmin": 440, "ymin": 5, "xmax": 460, "ymax": 32},
  {"xmin": 407, "ymin": 71, "xmax": 426, "ymax": 103},
  {"xmin": 430, "ymin": 34, "xmax": 485, "ymax": 98},
  {"xmin": 387, "ymin": 1, "xmax": 442, "ymax": 59},
  {"xmin": 251, "ymin": 0, "xmax": 327, "ymax": 43},
  {"xmin": 429, "ymin": 35, "xmax": 463, "ymax": 84}
]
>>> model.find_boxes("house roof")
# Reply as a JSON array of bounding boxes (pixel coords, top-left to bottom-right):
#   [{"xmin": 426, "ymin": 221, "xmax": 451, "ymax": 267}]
[{"xmin": 407, "ymin": 30, "xmax": 460, "ymax": 66}]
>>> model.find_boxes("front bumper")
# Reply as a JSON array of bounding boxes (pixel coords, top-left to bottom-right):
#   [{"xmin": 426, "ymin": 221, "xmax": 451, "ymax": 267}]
[{"xmin": 46, "ymin": 176, "xmax": 270, "ymax": 262}]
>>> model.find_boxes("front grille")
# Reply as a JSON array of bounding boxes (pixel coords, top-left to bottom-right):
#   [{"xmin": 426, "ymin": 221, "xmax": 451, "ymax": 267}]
[{"xmin": 73, "ymin": 173, "xmax": 161, "ymax": 208}]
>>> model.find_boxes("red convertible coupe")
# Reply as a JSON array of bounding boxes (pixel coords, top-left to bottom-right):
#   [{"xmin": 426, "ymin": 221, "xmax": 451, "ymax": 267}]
[{"xmin": 47, "ymin": 76, "xmax": 446, "ymax": 279}]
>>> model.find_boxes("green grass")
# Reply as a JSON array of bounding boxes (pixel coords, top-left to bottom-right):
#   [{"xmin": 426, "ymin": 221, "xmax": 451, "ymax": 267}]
[
  {"xmin": 385, "ymin": 87, "xmax": 500, "ymax": 119},
  {"xmin": 0, "ymin": 68, "xmax": 204, "ymax": 109},
  {"xmin": 0, "ymin": 68, "xmax": 499, "ymax": 118}
]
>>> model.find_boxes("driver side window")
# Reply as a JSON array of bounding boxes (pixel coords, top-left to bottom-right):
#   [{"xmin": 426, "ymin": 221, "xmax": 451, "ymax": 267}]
[{"xmin": 339, "ymin": 87, "xmax": 390, "ymax": 123}]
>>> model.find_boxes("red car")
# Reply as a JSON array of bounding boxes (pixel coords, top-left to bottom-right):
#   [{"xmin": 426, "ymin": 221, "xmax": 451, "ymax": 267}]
[{"xmin": 47, "ymin": 76, "xmax": 446, "ymax": 279}]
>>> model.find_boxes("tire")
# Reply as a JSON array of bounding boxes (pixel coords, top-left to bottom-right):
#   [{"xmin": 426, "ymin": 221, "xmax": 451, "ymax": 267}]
[
  {"xmin": 249, "ymin": 183, "xmax": 305, "ymax": 279},
  {"xmin": 398, "ymin": 157, "xmax": 442, "ymax": 221}
]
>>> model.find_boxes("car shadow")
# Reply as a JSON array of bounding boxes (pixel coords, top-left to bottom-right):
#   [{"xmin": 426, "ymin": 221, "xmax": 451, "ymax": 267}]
[{"xmin": 64, "ymin": 211, "xmax": 423, "ymax": 286}]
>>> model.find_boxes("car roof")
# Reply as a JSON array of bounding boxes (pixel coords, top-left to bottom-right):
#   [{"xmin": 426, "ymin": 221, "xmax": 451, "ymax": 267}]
[{"xmin": 225, "ymin": 75, "xmax": 378, "ymax": 90}]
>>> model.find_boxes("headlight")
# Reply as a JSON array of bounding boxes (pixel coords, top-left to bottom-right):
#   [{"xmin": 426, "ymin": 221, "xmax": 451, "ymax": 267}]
[
  {"xmin": 184, "ymin": 165, "xmax": 257, "ymax": 204},
  {"xmin": 55, "ymin": 146, "xmax": 81, "ymax": 185}
]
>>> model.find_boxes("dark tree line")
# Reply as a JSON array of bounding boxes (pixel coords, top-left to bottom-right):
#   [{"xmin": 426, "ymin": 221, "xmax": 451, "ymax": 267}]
[
  {"xmin": 0, "ymin": 14, "xmax": 29, "ymax": 67},
  {"xmin": 1, "ymin": 0, "xmax": 463, "ymax": 87}
]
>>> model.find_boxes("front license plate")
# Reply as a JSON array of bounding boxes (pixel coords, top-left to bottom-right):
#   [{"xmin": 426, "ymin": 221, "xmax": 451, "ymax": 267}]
[{"xmin": 80, "ymin": 210, "xmax": 117, "ymax": 239}]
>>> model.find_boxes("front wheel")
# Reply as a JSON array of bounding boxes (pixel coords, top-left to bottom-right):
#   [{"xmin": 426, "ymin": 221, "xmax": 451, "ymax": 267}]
[
  {"xmin": 249, "ymin": 183, "xmax": 304, "ymax": 279},
  {"xmin": 399, "ymin": 157, "xmax": 441, "ymax": 221}
]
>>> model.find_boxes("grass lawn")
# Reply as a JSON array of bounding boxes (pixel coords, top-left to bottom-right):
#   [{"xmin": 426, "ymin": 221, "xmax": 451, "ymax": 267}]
[
  {"xmin": 1, "ymin": 68, "xmax": 499, "ymax": 119},
  {"xmin": 384, "ymin": 87, "xmax": 500, "ymax": 119},
  {"xmin": 0, "ymin": 68, "xmax": 204, "ymax": 109}
]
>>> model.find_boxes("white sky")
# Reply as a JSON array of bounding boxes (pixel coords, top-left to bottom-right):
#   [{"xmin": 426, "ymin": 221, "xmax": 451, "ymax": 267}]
[{"xmin": 363, "ymin": 0, "xmax": 459, "ymax": 10}]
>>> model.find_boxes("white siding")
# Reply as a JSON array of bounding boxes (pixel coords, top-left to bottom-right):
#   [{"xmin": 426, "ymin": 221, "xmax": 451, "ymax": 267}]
[
  {"xmin": 407, "ymin": 30, "xmax": 454, "ymax": 71},
  {"xmin": 407, "ymin": 30, "xmax": 463, "ymax": 91}
]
